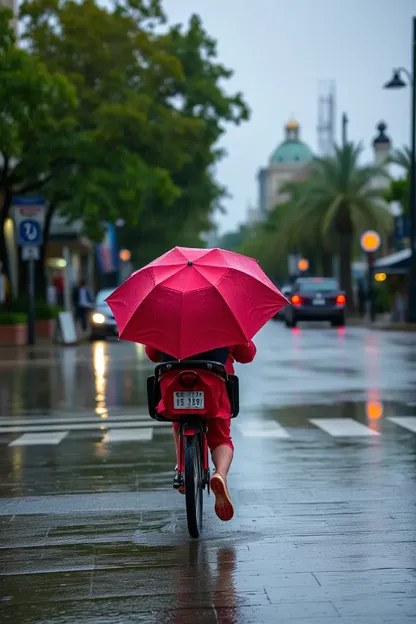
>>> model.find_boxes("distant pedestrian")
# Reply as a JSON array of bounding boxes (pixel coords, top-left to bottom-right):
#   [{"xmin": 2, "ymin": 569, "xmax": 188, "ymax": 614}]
[
  {"xmin": 75, "ymin": 279, "xmax": 94, "ymax": 332},
  {"xmin": 52, "ymin": 272, "xmax": 64, "ymax": 307}
]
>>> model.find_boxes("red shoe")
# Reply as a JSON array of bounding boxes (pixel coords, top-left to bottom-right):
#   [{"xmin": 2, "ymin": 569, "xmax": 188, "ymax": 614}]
[{"xmin": 210, "ymin": 473, "xmax": 234, "ymax": 521}]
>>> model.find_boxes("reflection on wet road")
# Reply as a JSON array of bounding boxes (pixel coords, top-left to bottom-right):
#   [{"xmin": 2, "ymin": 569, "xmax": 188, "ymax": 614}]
[{"xmin": 1, "ymin": 324, "xmax": 416, "ymax": 623}]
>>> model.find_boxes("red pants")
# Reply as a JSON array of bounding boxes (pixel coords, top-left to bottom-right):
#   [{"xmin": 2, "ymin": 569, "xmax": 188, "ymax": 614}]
[{"xmin": 173, "ymin": 418, "xmax": 234, "ymax": 452}]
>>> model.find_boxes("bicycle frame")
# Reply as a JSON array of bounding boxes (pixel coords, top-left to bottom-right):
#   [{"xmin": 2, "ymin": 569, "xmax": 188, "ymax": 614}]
[{"xmin": 177, "ymin": 419, "xmax": 210, "ymax": 483}]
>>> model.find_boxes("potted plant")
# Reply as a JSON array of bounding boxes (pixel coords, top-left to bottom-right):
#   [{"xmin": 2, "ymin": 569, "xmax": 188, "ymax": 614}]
[
  {"xmin": 0, "ymin": 313, "xmax": 27, "ymax": 346},
  {"xmin": 7, "ymin": 299, "xmax": 61, "ymax": 340},
  {"xmin": 34, "ymin": 301, "xmax": 61, "ymax": 338}
]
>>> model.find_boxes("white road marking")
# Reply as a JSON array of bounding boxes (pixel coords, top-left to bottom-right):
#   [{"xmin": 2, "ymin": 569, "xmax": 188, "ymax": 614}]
[
  {"xmin": 309, "ymin": 418, "xmax": 379, "ymax": 437},
  {"xmin": 0, "ymin": 421, "xmax": 170, "ymax": 434},
  {"xmin": 388, "ymin": 417, "xmax": 416, "ymax": 433},
  {"xmin": 0, "ymin": 414, "xmax": 149, "ymax": 425},
  {"xmin": 104, "ymin": 428, "xmax": 153, "ymax": 442},
  {"xmin": 237, "ymin": 421, "xmax": 291, "ymax": 438},
  {"xmin": 8, "ymin": 432, "xmax": 68, "ymax": 447}
]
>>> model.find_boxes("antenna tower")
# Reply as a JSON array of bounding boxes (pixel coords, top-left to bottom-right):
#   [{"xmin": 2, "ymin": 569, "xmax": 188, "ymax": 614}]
[{"xmin": 317, "ymin": 80, "xmax": 336, "ymax": 156}]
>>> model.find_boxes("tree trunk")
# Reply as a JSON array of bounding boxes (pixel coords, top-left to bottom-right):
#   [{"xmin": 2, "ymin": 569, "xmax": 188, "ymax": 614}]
[
  {"xmin": 339, "ymin": 234, "xmax": 355, "ymax": 313},
  {"xmin": 321, "ymin": 251, "xmax": 333, "ymax": 277},
  {"xmin": 0, "ymin": 212, "xmax": 8, "ymax": 279},
  {"xmin": 0, "ymin": 189, "xmax": 12, "ymax": 287}
]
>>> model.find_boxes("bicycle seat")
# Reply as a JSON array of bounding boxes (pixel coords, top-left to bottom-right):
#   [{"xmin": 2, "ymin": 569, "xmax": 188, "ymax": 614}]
[{"xmin": 155, "ymin": 360, "xmax": 228, "ymax": 380}]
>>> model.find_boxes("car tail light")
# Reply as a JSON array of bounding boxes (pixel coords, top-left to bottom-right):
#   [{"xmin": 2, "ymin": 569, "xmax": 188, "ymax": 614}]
[
  {"xmin": 336, "ymin": 294, "xmax": 346, "ymax": 306},
  {"xmin": 179, "ymin": 371, "xmax": 198, "ymax": 388},
  {"xmin": 291, "ymin": 294, "xmax": 302, "ymax": 306}
]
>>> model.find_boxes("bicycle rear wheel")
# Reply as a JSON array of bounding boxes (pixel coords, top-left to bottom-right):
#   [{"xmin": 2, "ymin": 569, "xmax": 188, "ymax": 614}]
[{"xmin": 184, "ymin": 434, "xmax": 204, "ymax": 538}]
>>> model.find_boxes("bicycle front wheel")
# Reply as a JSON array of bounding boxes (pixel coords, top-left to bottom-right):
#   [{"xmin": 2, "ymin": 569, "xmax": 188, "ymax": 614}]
[{"xmin": 184, "ymin": 434, "xmax": 204, "ymax": 538}]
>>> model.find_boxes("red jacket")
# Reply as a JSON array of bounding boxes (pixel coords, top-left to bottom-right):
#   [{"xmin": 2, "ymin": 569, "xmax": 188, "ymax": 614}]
[
  {"xmin": 145, "ymin": 342, "xmax": 256, "ymax": 374},
  {"xmin": 145, "ymin": 342, "xmax": 256, "ymax": 419}
]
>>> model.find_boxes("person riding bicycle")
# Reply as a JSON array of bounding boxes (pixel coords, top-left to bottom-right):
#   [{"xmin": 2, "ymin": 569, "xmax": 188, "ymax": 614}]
[{"xmin": 145, "ymin": 341, "xmax": 256, "ymax": 522}]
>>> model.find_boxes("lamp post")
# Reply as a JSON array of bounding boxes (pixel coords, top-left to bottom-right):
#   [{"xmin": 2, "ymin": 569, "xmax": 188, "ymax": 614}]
[
  {"xmin": 383, "ymin": 16, "xmax": 416, "ymax": 322},
  {"xmin": 361, "ymin": 230, "xmax": 381, "ymax": 323}
]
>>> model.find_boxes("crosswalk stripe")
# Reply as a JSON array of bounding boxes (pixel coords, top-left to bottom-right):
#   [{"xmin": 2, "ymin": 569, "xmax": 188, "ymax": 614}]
[
  {"xmin": 0, "ymin": 421, "xmax": 170, "ymax": 434},
  {"xmin": 388, "ymin": 417, "xmax": 416, "ymax": 433},
  {"xmin": 8, "ymin": 432, "xmax": 68, "ymax": 447},
  {"xmin": 0, "ymin": 414, "xmax": 149, "ymax": 426},
  {"xmin": 104, "ymin": 428, "xmax": 153, "ymax": 442},
  {"xmin": 237, "ymin": 421, "xmax": 291, "ymax": 439},
  {"xmin": 309, "ymin": 418, "xmax": 379, "ymax": 437}
]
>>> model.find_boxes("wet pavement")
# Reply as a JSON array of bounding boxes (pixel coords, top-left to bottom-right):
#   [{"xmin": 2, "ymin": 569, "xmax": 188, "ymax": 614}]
[{"xmin": 0, "ymin": 323, "xmax": 416, "ymax": 623}]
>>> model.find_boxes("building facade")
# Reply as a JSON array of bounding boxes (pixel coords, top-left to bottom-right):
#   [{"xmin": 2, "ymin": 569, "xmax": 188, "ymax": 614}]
[{"xmin": 253, "ymin": 119, "xmax": 314, "ymax": 223}]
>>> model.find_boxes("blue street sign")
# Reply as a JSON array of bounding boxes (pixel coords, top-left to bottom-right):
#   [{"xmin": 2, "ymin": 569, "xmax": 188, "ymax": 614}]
[
  {"xmin": 12, "ymin": 195, "xmax": 46, "ymax": 247},
  {"xmin": 18, "ymin": 220, "xmax": 41, "ymax": 245}
]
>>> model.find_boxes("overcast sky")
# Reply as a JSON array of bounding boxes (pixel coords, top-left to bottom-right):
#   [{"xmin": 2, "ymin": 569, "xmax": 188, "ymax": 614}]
[{"xmin": 164, "ymin": 0, "xmax": 415, "ymax": 233}]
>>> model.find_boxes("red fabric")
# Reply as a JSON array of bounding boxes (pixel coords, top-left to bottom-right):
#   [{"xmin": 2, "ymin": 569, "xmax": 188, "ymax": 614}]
[
  {"xmin": 106, "ymin": 246, "xmax": 287, "ymax": 359},
  {"xmin": 157, "ymin": 368, "xmax": 232, "ymax": 420},
  {"xmin": 145, "ymin": 341, "xmax": 256, "ymax": 421},
  {"xmin": 173, "ymin": 418, "xmax": 233, "ymax": 452},
  {"xmin": 145, "ymin": 341, "xmax": 256, "ymax": 375}
]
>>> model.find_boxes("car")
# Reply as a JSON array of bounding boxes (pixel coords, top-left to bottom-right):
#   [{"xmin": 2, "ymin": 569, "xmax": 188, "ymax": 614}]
[
  {"xmin": 283, "ymin": 277, "xmax": 346, "ymax": 328},
  {"xmin": 273, "ymin": 284, "xmax": 293, "ymax": 321},
  {"xmin": 89, "ymin": 288, "xmax": 119, "ymax": 340}
]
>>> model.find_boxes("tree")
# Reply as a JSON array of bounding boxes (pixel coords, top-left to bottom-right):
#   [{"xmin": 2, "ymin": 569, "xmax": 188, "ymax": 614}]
[
  {"xmin": 385, "ymin": 177, "xmax": 409, "ymax": 216},
  {"xmin": 274, "ymin": 143, "xmax": 392, "ymax": 308},
  {"xmin": 0, "ymin": 7, "xmax": 77, "ymax": 281},
  {"xmin": 386, "ymin": 147, "xmax": 412, "ymax": 216},
  {"xmin": 21, "ymin": 0, "xmax": 249, "ymax": 270}
]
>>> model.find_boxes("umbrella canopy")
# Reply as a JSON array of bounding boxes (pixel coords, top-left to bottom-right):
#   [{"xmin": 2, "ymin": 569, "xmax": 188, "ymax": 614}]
[{"xmin": 106, "ymin": 246, "xmax": 288, "ymax": 360}]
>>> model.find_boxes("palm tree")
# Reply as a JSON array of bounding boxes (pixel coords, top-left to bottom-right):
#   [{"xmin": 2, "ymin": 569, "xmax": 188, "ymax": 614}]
[
  {"xmin": 277, "ymin": 143, "xmax": 392, "ymax": 309},
  {"xmin": 391, "ymin": 146, "xmax": 412, "ymax": 172}
]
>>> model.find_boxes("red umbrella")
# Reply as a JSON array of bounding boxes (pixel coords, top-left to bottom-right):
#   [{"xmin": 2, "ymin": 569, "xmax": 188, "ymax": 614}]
[{"xmin": 106, "ymin": 247, "xmax": 288, "ymax": 360}]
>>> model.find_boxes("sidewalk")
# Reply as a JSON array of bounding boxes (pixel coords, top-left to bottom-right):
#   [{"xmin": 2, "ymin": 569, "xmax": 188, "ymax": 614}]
[{"xmin": 346, "ymin": 314, "xmax": 416, "ymax": 331}]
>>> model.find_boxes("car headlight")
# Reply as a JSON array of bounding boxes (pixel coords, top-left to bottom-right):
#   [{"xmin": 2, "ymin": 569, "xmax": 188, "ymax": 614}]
[{"xmin": 92, "ymin": 312, "xmax": 106, "ymax": 325}]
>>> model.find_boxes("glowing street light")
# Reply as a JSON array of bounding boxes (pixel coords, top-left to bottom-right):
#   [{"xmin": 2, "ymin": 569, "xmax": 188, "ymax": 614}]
[
  {"xmin": 360, "ymin": 230, "xmax": 381, "ymax": 323},
  {"xmin": 297, "ymin": 258, "xmax": 309, "ymax": 272},
  {"xmin": 360, "ymin": 230, "xmax": 381, "ymax": 253}
]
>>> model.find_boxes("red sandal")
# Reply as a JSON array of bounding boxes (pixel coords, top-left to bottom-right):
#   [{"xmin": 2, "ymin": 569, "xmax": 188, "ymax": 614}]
[{"xmin": 210, "ymin": 473, "xmax": 234, "ymax": 521}]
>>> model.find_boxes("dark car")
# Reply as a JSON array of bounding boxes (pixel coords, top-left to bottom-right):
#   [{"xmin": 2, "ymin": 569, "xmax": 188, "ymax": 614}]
[
  {"xmin": 272, "ymin": 284, "xmax": 292, "ymax": 321},
  {"xmin": 89, "ymin": 288, "xmax": 119, "ymax": 340},
  {"xmin": 283, "ymin": 277, "xmax": 346, "ymax": 328}
]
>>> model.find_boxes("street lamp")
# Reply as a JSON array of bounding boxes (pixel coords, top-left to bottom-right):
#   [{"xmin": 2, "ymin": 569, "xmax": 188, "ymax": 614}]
[
  {"xmin": 383, "ymin": 16, "xmax": 416, "ymax": 323},
  {"xmin": 361, "ymin": 230, "xmax": 381, "ymax": 323}
]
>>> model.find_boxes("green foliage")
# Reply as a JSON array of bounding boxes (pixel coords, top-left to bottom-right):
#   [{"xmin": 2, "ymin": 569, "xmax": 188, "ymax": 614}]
[
  {"xmin": 385, "ymin": 177, "xmax": 409, "ymax": 216},
  {"xmin": 374, "ymin": 282, "xmax": 391, "ymax": 314},
  {"xmin": 0, "ymin": 312, "xmax": 27, "ymax": 325},
  {"xmin": 0, "ymin": 8, "xmax": 77, "ymax": 188},
  {"xmin": 217, "ymin": 225, "xmax": 252, "ymax": 251},
  {"xmin": 233, "ymin": 143, "xmax": 393, "ymax": 297},
  {"xmin": 273, "ymin": 143, "xmax": 392, "ymax": 304},
  {"xmin": 12, "ymin": 0, "xmax": 249, "ymax": 270},
  {"xmin": 6, "ymin": 297, "xmax": 61, "ymax": 319},
  {"xmin": 0, "ymin": 7, "xmax": 78, "ymax": 281}
]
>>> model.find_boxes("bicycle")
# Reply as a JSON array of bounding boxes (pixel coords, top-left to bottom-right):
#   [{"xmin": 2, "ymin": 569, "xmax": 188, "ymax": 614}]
[{"xmin": 147, "ymin": 360, "xmax": 239, "ymax": 538}]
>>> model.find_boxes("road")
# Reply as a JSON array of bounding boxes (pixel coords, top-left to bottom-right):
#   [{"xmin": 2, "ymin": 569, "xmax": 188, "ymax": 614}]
[{"xmin": 0, "ymin": 322, "xmax": 416, "ymax": 623}]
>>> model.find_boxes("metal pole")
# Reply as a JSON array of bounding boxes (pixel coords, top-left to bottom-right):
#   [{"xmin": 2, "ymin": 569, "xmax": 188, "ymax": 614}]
[
  {"xmin": 342, "ymin": 113, "xmax": 348, "ymax": 147},
  {"xmin": 27, "ymin": 257, "xmax": 35, "ymax": 345},
  {"xmin": 63, "ymin": 247, "xmax": 72, "ymax": 312},
  {"xmin": 407, "ymin": 17, "xmax": 416, "ymax": 323},
  {"xmin": 367, "ymin": 251, "xmax": 376, "ymax": 323}
]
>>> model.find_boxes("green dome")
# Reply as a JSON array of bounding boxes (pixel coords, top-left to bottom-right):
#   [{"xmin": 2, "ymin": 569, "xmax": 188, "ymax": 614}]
[
  {"xmin": 269, "ymin": 140, "xmax": 313, "ymax": 164},
  {"xmin": 269, "ymin": 119, "xmax": 313, "ymax": 164}
]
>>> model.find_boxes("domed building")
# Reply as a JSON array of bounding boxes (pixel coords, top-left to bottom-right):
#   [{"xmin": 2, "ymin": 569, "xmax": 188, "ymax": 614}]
[{"xmin": 255, "ymin": 119, "xmax": 314, "ymax": 222}]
